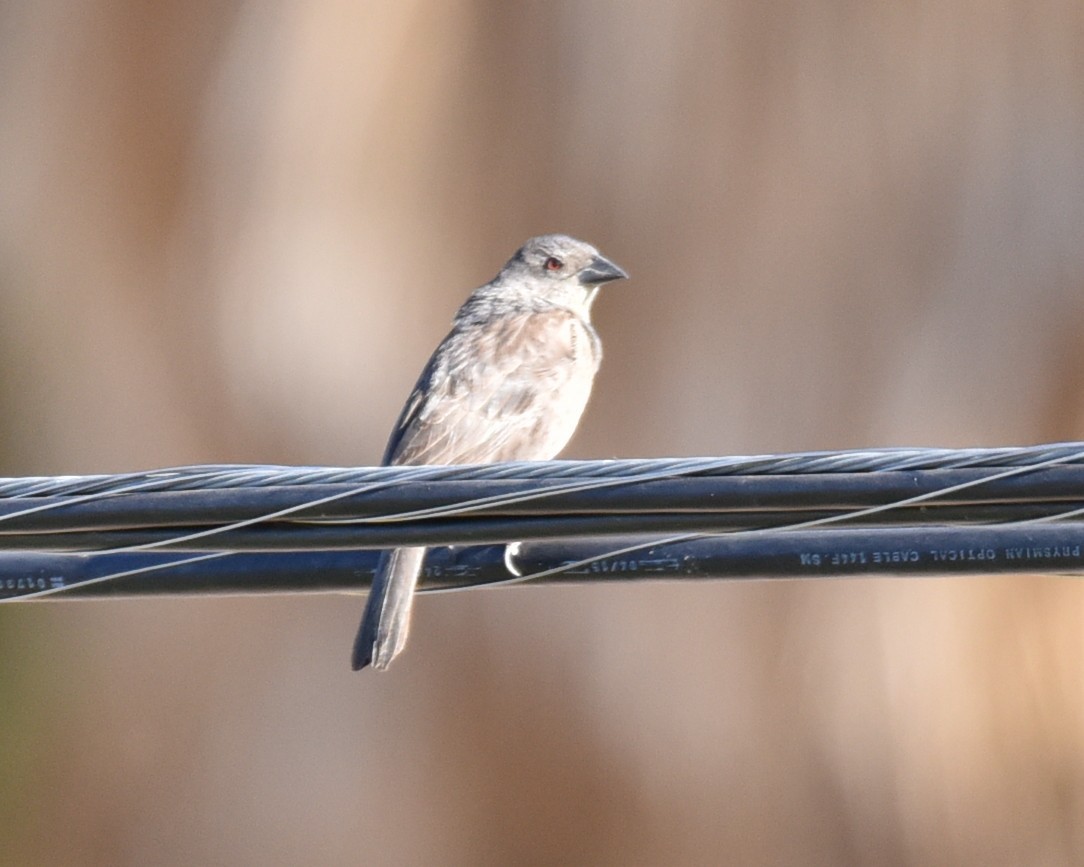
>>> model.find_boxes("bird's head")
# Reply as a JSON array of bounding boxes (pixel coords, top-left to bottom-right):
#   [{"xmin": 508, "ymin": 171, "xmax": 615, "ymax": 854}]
[{"xmin": 499, "ymin": 234, "xmax": 627, "ymax": 311}]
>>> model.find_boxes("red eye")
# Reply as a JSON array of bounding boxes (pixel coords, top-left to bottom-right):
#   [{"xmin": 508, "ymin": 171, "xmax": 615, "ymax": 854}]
[{"xmin": 544, "ymin": 256, "xmax": 564, "ymax": 271}]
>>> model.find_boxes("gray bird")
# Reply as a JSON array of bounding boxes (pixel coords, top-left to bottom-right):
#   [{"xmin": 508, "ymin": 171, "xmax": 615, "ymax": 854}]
[{"xmin": 352, "ymin": 234, "xmax": 627, "ymax": 671}]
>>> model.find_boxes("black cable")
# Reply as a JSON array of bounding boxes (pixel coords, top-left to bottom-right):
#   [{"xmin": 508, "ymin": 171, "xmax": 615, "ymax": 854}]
[
  {"xmin": 2, "ymin": 468, "xmax": 1084, "ymax": 534},
  {"xmin": 5, "ymin": 520, "xmax": 1083, "ymax": 602},
  {"xmin": 1, "ymin": 442, "xmax": 1083, "ymax": 602}
]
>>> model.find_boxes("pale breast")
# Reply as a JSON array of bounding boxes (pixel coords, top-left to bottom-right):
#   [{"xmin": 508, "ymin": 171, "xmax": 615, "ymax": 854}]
[
  {"xmin": 523, "ymin": 315, "xmax": 600, "ymax": 459},
  {"xmin": 385, "ymin": 305, "xmax": 603, "ymax": 466}
]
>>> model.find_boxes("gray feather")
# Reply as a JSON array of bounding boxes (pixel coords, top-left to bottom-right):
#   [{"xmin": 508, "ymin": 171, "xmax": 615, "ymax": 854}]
[
  {"xmin": 352, "ymin": 547, "xmax": 427, "ymax": 671},
  {"xmin": 351, "ymin": 234, "xmax": 626, "ymax": 671}
]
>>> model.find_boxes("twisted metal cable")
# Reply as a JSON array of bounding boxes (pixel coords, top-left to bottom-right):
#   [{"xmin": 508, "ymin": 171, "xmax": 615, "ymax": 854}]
[
  {"xmin": 5, "ymin": 442, "xmax": 1084, "ymax": 499},
  {"xmin": 2, "ymin": 442, "xmax": 1084, "ymax": 602}
]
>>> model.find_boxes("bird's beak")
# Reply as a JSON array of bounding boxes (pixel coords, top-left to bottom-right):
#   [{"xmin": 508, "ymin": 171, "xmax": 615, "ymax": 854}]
[{"xmin": 578, "ymin": 254, "xmax": 628, "ymax": 285}]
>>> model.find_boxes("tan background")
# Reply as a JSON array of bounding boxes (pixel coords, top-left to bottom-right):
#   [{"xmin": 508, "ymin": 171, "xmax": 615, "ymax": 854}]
[{"xmin": 2, "ymin": 2, "xmax": 1084, "ymax": 864}]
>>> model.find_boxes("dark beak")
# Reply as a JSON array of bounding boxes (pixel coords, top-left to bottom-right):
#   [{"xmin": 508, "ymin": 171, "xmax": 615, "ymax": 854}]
[{"xmin": 578, "ymin": 254, "xmax": 628, "ymax": 285}]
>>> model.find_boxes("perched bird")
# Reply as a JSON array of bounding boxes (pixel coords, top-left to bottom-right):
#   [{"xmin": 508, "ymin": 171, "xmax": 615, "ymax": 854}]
[{"xmin": 352, "ymin": 234, "xmax": 627, "ymax": 671}]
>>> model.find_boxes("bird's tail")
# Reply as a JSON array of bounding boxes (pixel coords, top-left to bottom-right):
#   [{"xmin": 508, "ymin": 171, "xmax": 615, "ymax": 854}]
[{"xmin": 352, "ymin": 546, "xmax": 427, "ymax": 671}]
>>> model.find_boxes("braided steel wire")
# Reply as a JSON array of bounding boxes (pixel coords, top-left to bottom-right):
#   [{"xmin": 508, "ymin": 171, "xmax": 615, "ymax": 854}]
[{"xmin": 1, "ymin": 442, "xmax": 1083, "ymax": 601}]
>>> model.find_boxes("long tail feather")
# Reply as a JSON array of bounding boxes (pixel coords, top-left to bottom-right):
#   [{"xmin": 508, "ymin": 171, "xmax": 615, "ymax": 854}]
[{"xmin": 352, "ymin": 546, "xmax": 427, "ymax": 671}]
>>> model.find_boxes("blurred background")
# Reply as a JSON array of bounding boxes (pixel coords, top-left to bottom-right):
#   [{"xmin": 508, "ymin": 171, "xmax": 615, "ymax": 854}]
[{"xmin": 2, "ymin": 1, "xmax": 1084, "ymax": 864}]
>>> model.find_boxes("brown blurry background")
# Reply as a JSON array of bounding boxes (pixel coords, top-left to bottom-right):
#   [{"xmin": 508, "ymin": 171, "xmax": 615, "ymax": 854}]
[{"xmin": 2, "ymin": 1, "xmax": 1084, "ymax": 864}]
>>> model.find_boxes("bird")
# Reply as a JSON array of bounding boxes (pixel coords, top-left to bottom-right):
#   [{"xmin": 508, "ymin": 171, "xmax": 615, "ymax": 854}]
[{"xmin": 352, "ymin": 234, "xmax": 628, "ymax": 671}]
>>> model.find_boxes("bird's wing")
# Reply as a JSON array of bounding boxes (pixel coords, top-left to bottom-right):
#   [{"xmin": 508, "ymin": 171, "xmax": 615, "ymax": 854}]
[{"xmin": 383, "ymin": 307, "xmax": 599, "ymax": 466}]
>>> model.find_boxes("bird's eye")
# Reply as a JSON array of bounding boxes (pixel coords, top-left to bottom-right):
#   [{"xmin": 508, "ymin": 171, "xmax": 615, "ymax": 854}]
[{"xmin": 544, "ymin": 256, "xmax": 564, "ymax": 272}]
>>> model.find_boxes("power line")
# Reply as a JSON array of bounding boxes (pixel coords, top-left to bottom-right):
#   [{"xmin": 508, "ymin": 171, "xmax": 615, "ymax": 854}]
[{"xmin": 2, "ymin": 442, "xmax": 1084, "ymax": 602}]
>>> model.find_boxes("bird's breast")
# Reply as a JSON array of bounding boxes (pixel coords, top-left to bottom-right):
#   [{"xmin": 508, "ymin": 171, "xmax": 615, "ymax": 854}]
[{"xmin": 386, "ymin": 304, "xmax": 604, "ymax": 466}]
